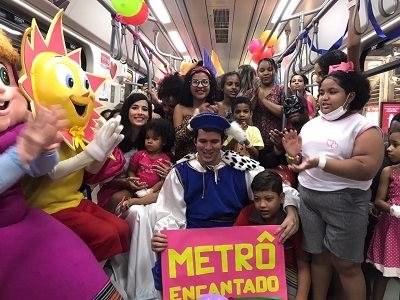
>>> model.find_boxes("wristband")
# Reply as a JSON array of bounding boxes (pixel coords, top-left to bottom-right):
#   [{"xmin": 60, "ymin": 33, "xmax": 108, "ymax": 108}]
[
  {"xmin": 317, "ymin": 156, "xmax": 326, "ymax": 169},
  {"xmin": 246, "ymin": 143, "xmax": 253, "ymax": 149},
  {"xmin": 347, "ymin": 0, "xmax": 356, "ymax": 10},
  {"xmin": 285, "ymin": 151, "xmax": 302, "ymax": 161}
]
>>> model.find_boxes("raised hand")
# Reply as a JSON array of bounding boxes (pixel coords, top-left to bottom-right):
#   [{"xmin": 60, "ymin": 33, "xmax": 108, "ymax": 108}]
[
  {"xmin": 17, "ymin": 105, "xmax": 68, "ymax": 166},
  {"xmin": 84, "ymin": 115, "xmax": 124, "ymax": 161},
  {"xmin": 282, "ymin": 129, "xmax": 302, "ymax": 157}
]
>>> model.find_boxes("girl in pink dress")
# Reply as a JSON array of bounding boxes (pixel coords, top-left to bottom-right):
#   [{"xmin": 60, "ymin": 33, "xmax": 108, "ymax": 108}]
[
  {"xmin": 120, "ymin": 118, "xmax": 175, "ymax": 210},
  {"xmin": 367, "ymin": 129, "xmax": 400, "ymax": 300}
]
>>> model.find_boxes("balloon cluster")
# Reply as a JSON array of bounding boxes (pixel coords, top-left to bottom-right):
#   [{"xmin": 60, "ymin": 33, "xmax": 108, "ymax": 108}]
[
  {"xmin": 248, "ymin": 30, "xmax": 278, "ymax": 64},
  {"xmin": 112, "ymin": 0, "xmax": 149, "ymax": 26}
]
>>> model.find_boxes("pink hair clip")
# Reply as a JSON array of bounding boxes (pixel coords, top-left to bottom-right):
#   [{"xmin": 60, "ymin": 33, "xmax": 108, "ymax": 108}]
[{"xmin": 328, "ymin": 61, "xmax": 354, "ymax": 74}]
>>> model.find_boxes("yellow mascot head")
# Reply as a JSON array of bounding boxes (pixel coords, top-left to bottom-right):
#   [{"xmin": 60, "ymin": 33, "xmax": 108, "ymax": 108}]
[{"xmin": 19, "ymin": 10, "xmax": 107, "ymax": 150}]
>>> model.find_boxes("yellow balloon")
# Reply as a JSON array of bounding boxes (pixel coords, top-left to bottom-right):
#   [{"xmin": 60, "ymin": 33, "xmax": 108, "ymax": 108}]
[
  {"xmin": 259, "ymin": 30, "xmax": 271, "ymax": 44},
  {"xmin": 267, "ymin": 35, "xmax": 278, "ymax": 47},
  {"xmin": 260, "ymin": 30, "xmax": 278, "ymax": 47}
]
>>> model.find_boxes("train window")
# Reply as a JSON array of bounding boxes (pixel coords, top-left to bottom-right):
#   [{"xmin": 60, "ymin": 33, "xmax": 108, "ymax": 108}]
[
  {"xmin": 361, "ymin": 34, "xmax": 400, "ymax": 105},
  {"xmin": 0, "ymin": 3, "xmax": 86, "ymax": 70}
]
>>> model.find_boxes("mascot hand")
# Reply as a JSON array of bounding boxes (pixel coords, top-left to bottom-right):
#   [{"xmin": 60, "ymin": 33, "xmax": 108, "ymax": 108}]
[{"xmin": 85, "ymin": 115, "xmax": 124, "ymax": 161}]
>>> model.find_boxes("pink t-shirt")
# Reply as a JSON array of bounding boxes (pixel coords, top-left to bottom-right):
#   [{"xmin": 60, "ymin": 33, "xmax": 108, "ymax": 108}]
[{"xmin": 130, "ymin": 150, "xmax": 171, "ymax": 188}]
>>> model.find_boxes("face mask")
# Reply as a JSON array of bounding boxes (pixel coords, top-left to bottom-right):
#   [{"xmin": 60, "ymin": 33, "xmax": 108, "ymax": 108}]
[{"xmin": 319, "ymin": 94, "xmax": 351, "ymax": 121}]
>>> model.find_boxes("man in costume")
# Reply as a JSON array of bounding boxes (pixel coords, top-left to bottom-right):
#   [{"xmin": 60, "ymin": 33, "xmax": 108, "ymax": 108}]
[
  {"xmin": 151, "ymin": 112, "xmax": 300, "ymax": 289},
  {"xmin": 20, "ymin": 11, "xmax": 129, "ymax": 262},
  {"xmin": 0, "ymin": 29, "xmax": 122, "ymax": 299}
]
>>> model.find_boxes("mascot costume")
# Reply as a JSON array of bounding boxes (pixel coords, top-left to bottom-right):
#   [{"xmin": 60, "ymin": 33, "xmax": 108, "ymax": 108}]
[
  {"xmin": 0, "ymin": 29, "xmax": 122, "ymax": 299},
  {"xmin": 21, "ymin": 10, "xmax": 129, "ymax": 262}
]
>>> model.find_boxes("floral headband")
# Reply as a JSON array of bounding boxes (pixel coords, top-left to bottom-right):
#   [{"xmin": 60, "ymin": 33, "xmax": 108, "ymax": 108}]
[
  {"xmin": 190, "ymin": 66, "xmax": 211, "ymax": 76},
  {"xmin": 328, "ymin": 61, "xmax": 354, "ymax": 74}
]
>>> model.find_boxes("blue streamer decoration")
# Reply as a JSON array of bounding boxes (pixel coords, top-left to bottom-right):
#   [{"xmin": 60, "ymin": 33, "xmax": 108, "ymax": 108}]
[{"xmin": 367, "ymin": 0, "xmax": 400, "ymax": 39}]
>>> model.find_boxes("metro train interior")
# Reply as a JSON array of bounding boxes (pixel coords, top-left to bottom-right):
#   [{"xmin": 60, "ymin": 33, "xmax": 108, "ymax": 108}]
[{"xmin": 1, "ymin": 0, "xmax": 400, "ymax": 299}]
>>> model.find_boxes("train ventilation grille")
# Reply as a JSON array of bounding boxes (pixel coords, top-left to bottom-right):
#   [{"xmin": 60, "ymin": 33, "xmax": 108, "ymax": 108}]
[{"xmin": 213, "ymin": 9, "xmax": 229, "ymax": 43}]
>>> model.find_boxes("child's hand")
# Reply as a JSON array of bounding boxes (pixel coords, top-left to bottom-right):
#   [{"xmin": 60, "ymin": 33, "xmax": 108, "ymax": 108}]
[
  {"xmin": 151, "ymin": 232, "xmax": 168, "ymax": 252},
  {"xmin": 239, "ymin": 121, "xmax": 248, "ymax": 131},
  {"xmin": 282, "ymin": 129, "xmax": 302, "ymax": 157},
  {"xmin": 126, "ymin": 177, "xmax": 147, "ymax": 190}
]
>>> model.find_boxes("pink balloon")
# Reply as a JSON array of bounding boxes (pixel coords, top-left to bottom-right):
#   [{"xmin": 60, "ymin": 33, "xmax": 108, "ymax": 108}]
[
  {"xmin": 248, "ymin": 39, "xmax": 262, "ymax": 54},
  {"xmin": 197, "ymin": 295, "xmax": 228, "ymax": 300}
]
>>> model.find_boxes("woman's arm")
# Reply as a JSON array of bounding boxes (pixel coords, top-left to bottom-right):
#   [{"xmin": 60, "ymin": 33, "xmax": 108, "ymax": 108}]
[
  {"xmin": 347, "ymin": 0, "xmax": 361, "ymax": 72},
  {"xmin": 260, "ymin": 97, "xmax": 284, "ymax": 118},
  {"xmin": 173, "ymin": 104, "xmax": 184, "ymax": 128},
  {"xmin": 374, "ymin": 166, "xmax": 391, "ymax": 213}
]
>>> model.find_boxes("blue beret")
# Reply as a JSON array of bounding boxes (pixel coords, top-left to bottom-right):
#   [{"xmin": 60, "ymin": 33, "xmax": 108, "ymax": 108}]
[{"xmin": 189, "ymin": 112, "xmax": 230, "ymax": 132}]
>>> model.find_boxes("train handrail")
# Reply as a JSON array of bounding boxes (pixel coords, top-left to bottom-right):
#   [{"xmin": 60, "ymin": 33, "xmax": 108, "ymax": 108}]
[
  {"xmin": 153, "ymin": 30, "xmax": 183, "ymax": 73},
  {"xmin": 98, "ymin": 0, "xmax": 170, "ymax": 69},
  {"xmin": 110, "ymin": 17, "xmax": 122, "ymax": 60},
  {"xmin": 119, "ymin": 24, "xmax": 129, "ymax": 64},
  {"xmin": 378, "ymin": 0, "xmax": 399, "ymax": 17},
  {"xmin": 277, "ymin": 0, "xmax": 339, "ymax": 63},
  {"xmin": 307, "ymin": 21, "xmax": 319, "ymax": 65}
]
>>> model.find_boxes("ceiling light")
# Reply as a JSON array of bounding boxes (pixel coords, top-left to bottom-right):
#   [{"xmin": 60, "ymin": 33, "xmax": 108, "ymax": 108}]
[
  {"xmin": 271, "ymin": 0, "xmax": 301, "ymax": 24},
  {"xmin": 168, "ymin": 31, "xmax": 187, "ymax": 53},
  {"xmin": 149, "ymin": 0, "xmax": 171, "ymax": 24},
  {"xmin": 0, "ymin": 23, "xmax": 22, "ymax": 36}
]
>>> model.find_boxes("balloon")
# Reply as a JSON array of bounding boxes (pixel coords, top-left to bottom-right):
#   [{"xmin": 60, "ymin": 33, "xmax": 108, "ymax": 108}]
[
  {"xmin": 267, "ymin": 165, "xmax": 296, "ymax": 187},
  {"xmin": 252, "ymin": 52, "xmax": 261, "ymax": 64},
  {"xmin": 270, "ymin": 46, "xmax": 275, "ymax": 56},
  {"xmin": 120, "ymin": 2, "xmax": 149, "ymax": 26},
  {"xmin": 267, "ymin": 35, "xmax": 278, "ymax": 47},
  {"xmin": 248, "ymin": 39, "xmax": 262, "ymax": 54},
  {"xmin": 260, "ymin": 47, "xmax": 273, "ymax": 59},
  {"xmin": 197, "ymin": 294, "xmax": 228, "ymax": 300},
  {"xmin": 260, "ymin": 30, "xmax": 271, "ymax": 44},
  {"xmin": 112, "ymin": 0, "xmax": 142, "ymax": 17}
]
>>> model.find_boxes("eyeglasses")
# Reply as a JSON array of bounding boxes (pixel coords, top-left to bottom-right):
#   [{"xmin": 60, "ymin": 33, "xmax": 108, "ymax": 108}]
[{"xmin": 190, "ymin": 79, "xmax": 210, "ymax": 87}]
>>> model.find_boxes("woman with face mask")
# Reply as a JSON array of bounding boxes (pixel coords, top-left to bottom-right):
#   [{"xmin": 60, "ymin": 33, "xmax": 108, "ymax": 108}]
[{"xmin": 282, "ymin": 62, "xmax": 384, "ymax": 300}]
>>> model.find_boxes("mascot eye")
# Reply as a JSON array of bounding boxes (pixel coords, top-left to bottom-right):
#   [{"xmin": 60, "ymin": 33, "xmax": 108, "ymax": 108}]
[
  {"xmin": 0, "ymin": 64, "xmax": 10, "ymax": 86},
  {"xmin": 55, "ymin": 64, "xmax": 75, "ymax": 88},
  {"xmin": 78, "ymin": 68, "xmax": 90, "ymax": 90}
]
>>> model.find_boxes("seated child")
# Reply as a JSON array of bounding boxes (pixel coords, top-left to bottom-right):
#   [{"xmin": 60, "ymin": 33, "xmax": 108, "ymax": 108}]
[
  {"xmin": 234, "ymin": 170, "xmax": 310, "ymax": 300},
  {"xmin": 224, "ymin": 96, "xmax": 264, "ymax": 159},
  {"xmin": 116, "ymin": 118, "xmax": 175, "ymax": 211}
]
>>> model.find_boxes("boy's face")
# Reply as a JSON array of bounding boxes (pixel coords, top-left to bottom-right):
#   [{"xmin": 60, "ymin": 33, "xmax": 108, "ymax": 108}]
[
  {"xmin": 232, "ymin": 103, "xmax": 252, "ymax": 125},
  {"xmin": 253, "ymin": 190, "xmax": 284, "ymax": 223}
]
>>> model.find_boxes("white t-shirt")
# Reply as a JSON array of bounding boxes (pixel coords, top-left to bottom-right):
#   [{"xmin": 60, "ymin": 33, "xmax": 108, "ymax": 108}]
[{"xmin": 299, "ymin": 113, "xmax": 381, "ymax": 191}]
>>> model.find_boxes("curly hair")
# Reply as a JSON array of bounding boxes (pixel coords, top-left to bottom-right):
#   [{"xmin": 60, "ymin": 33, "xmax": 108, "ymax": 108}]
[
  {"xmin": 143, "ymin": 118, "xmax": 176, "ymax": 153},
  {"xmin": 321, "ymin": 71, "xmax": 370, "ymax": 111},
  {"xmin": 257, "ymin": 58, "xmax": 277, "ymax": 71},
  {"xmin": 0, "ymin": 29, "xmax": 19, "ymax": 64},
  {"xmin": 251, "ymin": 170, "xmax": 283, "ymax": 194},
  {"xmin": 179, "ymin": 66, "xmax": 218, "ymax": 107},
  {"xmin": 157, "ymin": 72, "xmax": 183, "ymax": 100},
  {"xmin": 218, "ymin": 71, "xmax": 241, "ymax": 101},
  {"xmin": 315, "ymin": 50, "xmax": 347, "ymax": 76},
  {"xmin": 118, "ymin": 92, "xmax": 152, "ymax": 153}
]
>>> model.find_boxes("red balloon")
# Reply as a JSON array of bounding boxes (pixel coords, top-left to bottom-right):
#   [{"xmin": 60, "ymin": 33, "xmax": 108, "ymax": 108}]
[
  {"xmin": 267, "ymin": 165, "xmax": 296, "ymax": 187},
  {"xmin": 252, "ymin": 52, "xmax": 261, "ymax": 64},
  {"xmin": 260, "ymin": 47, "xmax": 273, "ymax": 59},
  {"xmin": 121, "ymin": 2, "xmax": 149, "ymax": 26},
  {"xmin": 270, "ymin": 47, "xmax": 275, "ymax": 56}
]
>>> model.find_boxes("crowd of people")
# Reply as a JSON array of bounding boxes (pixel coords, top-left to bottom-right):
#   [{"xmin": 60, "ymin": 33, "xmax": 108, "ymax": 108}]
[{"xmin": 2, "ymin": 0, "xmax": 399, "ymax": 299}]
